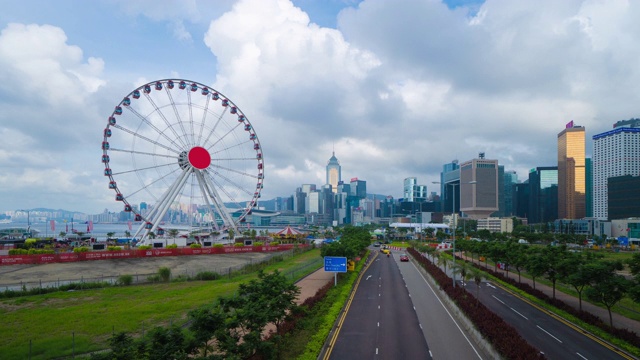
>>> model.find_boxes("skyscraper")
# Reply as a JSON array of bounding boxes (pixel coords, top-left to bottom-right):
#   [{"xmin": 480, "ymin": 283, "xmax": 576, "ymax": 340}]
[
  {"xmin": 326, "ymin": 152, "xmax": 341, "ymax": 194},
  {"xmin": 459, "ymin": 154, "xmax": 499, "ymax": 219},
  {"xmin": 528, "ymin": 167, "xmax": 558, "ymax": 224},
  {"xmin": 403, "ymin": 177, "xmax": 427, "ymax": 202},
  {"xmin": 557, "ymin": 123, "xmax": 586, "ymax": 219},
  {"xmin": 592, "ymin": 125, "xmax": 640, "ymax": 219}
]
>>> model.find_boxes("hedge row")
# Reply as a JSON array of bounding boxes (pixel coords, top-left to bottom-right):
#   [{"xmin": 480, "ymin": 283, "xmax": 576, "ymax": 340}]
[{"xmin": 408, "ymin": 247, "xmax": 545, "ymax": 360}]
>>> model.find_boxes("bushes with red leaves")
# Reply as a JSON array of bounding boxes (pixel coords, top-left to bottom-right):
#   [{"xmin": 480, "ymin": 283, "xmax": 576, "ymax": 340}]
[{"xmin": 408, "ymin": 247, "xmax": 545, "ymax": 360}]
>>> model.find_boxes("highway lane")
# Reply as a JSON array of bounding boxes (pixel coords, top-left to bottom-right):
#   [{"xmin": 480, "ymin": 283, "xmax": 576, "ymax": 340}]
[
  {"xmin": 464, "ymin": 278, "xmax": 632, "ymax": 360},
  {"xmin": 328, "ymin": 251, "xmax": 431, "ymax": 359},
  {"xmin": 397, "ymin": 252, "xmax": 486, "ymax": 360}
]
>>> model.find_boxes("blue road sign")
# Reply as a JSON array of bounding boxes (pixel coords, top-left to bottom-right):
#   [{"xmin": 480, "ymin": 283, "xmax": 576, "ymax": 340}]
[{"xmin": 324, "ymin": 256, "xmax": 347, "ymax": 273}]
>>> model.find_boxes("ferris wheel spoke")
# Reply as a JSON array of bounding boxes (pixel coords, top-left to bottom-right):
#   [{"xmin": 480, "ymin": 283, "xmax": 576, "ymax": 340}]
[
  {"xmin": 206, "ymin": 121, "xmax": 243, "ymax": 151},
  {"xmin": 209, "ymin": 139, "xmax": 253, "ymax": 156},
  {"xmin": 197, "ymin": 95, "xmax": 211, "ymax": 145},
  {"xmin": 186, "ymin": 90, "xmax": 196, "ymax": 146},
  {"xmin": 200, "ymin": 171, "xmax": 245, "ymax": 226},
  {"xmin": 202, "ymin": 172, "xmax": 248, "ymax": 215},
  {"xmin": 193, "ymin": 171, "xmax": 225, "ymax": 231},
  {"xmin": 209, "ymin": 163, "xmax": 259, "ymax": 179},
  {"xmin": 128, "ymin": 96, "xmax": 187, "ymax": 150},
  {"xmin": 108, "ymin": 147, "xmax": 178, "ymax": 159},
  {"xmin": 110, "ymin": 162, "xmax": 176, "ymax": 177},
  {"xmin": 201, "ymin": 105, "xmax": 229, "ymax": 146},
  {"xmin": 164, "ymin": 88, "xmax": 192, "ymax": 148},
  {"xmin": 112, "ymin": 120, "xmax": 182, "ymax": 155},
  {"xmin": 124, "ymin": 167, "xmax": 183, "ymax": 199},
  {"xmin": 205, "ymin": 168, "xmax": 255, "ymax": 198}
]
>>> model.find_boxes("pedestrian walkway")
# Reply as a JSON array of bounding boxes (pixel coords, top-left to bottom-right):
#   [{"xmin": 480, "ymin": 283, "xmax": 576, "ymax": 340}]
[
  {"xmin": 294, "ymin": 267, "xmax": 336, "ymax": 303},
  {"xmin": 459, "ymin": 253, "xmax": 640, "ymax": 334}
]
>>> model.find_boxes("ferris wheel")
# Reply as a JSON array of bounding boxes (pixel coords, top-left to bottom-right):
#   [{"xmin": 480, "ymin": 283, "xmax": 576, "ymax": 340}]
[{"xmin": 101, "ymin": 79, "xmax": 264, "ymax": 244}]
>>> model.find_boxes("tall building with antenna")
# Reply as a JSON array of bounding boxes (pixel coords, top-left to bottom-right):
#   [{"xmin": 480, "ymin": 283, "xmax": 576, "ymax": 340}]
[
  {"xmin": 326, "ymin": 151, "xmax": 341, "ymax": 193},
  {"xmin": 557, "ymin": 121, "xmax": 586, "ymax": 220}
]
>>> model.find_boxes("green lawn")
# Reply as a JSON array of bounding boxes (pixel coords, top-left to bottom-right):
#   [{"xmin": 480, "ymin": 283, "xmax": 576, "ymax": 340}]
[{"xmin": 0, "ymin": 248, "xmax": 321, "ymax": 360}]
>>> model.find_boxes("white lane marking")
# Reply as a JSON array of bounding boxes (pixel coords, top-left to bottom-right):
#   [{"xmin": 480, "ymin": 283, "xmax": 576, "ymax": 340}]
[
  {"xmin": 492, "ymin": 295, "xmax": 505, "ymax": 304},
  {"xmin": 376, "ymin": 348, "xmax": 379, "ymax": 355},
  {"xmin": 366, "ymin": 275, "xmax": 372, "ymax": 280},
  {"xmin": 429, "ymin": 350, "xmax": 433, "ymax": 357},
  {"xmin": 576, "ymin": 352, "xmax": 588, "ymax": 360},
  {"xmin": 378, "ymin": 305, "xmax": 380, "ymax": 309},
  {"xmin": 377, "ymin": 322, "xmax": 380, "ymax": 327},
  {"xmin": 486, "ymin": 282, "xmax": 496, "ymax": 289},
  {"xmin": 510, "ymin": 307, "xmax": 529, "ymax": 320},
  {"xmin": 537, "ymin": 325, "xmax": 563, "ymax": 343},
  {"xmin": 419, "ymin": 323, "xmax": 423, "ymax": 329},
  {"xmin": 410, "ymin": 262, "xmax": 483, "ymax": 359}
]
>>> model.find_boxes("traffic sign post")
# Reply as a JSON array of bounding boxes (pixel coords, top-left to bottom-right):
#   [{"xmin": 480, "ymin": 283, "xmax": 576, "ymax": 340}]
[{"xmin": 324, "ymin": 256, "xmax": 347, "ymax": 286}]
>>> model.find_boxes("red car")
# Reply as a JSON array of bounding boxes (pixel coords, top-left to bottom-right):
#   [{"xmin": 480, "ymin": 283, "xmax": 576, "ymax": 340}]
[{"xmin": 400, "ymin": 254, "xmax": 409, "ymax": 262}]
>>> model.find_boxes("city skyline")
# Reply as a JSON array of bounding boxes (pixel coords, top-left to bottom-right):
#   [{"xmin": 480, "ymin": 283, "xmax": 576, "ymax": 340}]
[{"xmin": 2, "ymin": 0, "xmax": 640, "ymax": 214}]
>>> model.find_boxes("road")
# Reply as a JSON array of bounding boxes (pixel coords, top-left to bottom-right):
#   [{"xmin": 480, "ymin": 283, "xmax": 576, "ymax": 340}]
[
  {"xmin": 463, "ymin": 278, "xmax": 632, "ymax": 359},
  {"xmin": 325, "ymin": 249, "xmax": 485, "ymax": 359}
]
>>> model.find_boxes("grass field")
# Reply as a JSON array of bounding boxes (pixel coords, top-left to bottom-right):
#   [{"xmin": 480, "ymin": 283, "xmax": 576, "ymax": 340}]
[{"xmin": 0, "ymin": 248, "xmax": 322, "ymax": 360}]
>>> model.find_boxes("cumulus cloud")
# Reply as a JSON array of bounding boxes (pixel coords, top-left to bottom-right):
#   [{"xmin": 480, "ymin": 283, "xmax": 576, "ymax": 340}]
[{"xmin": 3, "ymin": 0, "xmax": 640, "ymax": 213}]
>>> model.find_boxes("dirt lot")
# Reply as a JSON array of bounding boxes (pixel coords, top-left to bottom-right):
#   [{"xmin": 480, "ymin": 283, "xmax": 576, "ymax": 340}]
[{"xmin": 0, "ymin": 252, "xmax": 271, "ymax": 288}]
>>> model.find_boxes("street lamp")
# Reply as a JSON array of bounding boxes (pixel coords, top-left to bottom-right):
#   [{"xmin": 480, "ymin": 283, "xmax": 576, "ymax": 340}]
[
  {"xmin": 18, "ymin": 209, "xmax": 31, "ymax": 237},
  {"xmin": 433, "ymin": 182, "xmax": 458, "ymax": 287}
]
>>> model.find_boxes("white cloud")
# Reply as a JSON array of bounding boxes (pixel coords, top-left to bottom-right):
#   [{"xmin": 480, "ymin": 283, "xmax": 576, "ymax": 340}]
[{"xmin": 3, "ymin": 0, "xmax": 640, "ymax": 213}]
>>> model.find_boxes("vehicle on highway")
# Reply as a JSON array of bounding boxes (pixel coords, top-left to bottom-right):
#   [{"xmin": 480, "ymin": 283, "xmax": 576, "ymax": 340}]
[
  {"xmin": 382, "ymin": 248, "xmax": 390, "ymax": 255},
  {"xmin": 373, "ymin": 242, "xmax": 381, "ymax": 247},
  {"xmin": 400, "ymin": 254, "xmax": 409, "ymax": 262}
]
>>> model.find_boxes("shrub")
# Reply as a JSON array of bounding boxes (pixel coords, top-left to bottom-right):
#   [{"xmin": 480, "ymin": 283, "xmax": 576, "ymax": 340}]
[
  {"xmin": 137, "ymin": 245, "xmax": 152, "ymax": 250},
  {"xmin": 73, "ymin": 247, "xmax": 90, "ymax": 253},
  {"xmin": 270, "ymin": 241, "xmax": 280, "ymax": 246},
  {"xmin": 213, "ymin": 244, "xmax": 224, "ymax": 248},
  {"xmin": 107, "ymin": 246, "xmax": 122, "ymax": 251},
  {"xmin": 194, "ymin": 271, "xmax": 221, "ymax": 281},
  {"xmin": 116, "ymin": 274, "xmax": 133, "ymax": 286},
  {"xmin": 253, "ymin": 242, "xmax": 264, "ymax": 246},
  {"xmin": 147, "ymin": 274, "xmax": 161, "ymax": 283},
  {"xmin": 189, "ymin": 243, "xmax": 202, "ymax": 249},
  {"xmin": 234, "ymin": 243, "xmax": 244, "ymax": 247},
  {"xmin": 166, "ymin": 243, "xmax": 178, "ymax": 249},
  {"xmin": 158, "ymin": 267, "xmax": 171, "ymax": 282}
]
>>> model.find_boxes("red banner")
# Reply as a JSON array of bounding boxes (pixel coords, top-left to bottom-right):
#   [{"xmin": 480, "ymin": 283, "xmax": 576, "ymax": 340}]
[{"xmin": 0, "ymin": 244, "xmax": 307, "ymax": 266}]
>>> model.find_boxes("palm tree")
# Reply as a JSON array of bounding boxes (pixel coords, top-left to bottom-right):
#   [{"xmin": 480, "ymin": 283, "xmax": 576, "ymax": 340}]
[
  {"xmin": 168, "ymin": 229, "xmax": 180, "ymax": 245},
  {"xmin": 453, "ymin": 262, "xmax": 471, "ymax": 286},
  {"xmin": 437, "ymin": 253, "xmax": 450, "ymax": 275},
  {"xmin": 467, "ymin": 266, "xmax": 487, "ymax": 305},
  {"xmin": 106, "ymin": 232, "xmax": 115, "ymax": 240}
]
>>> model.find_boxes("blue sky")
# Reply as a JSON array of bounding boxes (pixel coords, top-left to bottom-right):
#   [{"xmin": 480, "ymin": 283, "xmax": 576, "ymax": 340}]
[{"xmin": 1, "ymin": 0, "xmax": 639, "ymax": 214}]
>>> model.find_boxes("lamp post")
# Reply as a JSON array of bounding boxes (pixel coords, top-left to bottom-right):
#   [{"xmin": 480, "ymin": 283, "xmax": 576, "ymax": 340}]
[
  {"xmin": 18, "ymin": 209, "xmax": 31, "ymax": 237},
  {"xmin": 433, "ymin": 182, "xmax": 458, "ymax": 287}
]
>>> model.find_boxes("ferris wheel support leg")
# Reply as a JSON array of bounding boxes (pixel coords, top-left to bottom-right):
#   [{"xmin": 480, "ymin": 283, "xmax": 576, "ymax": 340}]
[
  {"xmin": 197, "ymin": 171, "xmax": 238, "ymax": 234},
  {"xmin": 148, "ymin": 168, "xmax": 192, "ymax": 235},
  {"xmin": 135, "ymin": 168, "xmax": 191, "ymax": 245},
  {"xmin": 194, "ymin": 171, "xmax": 220, "ymax": 232}
]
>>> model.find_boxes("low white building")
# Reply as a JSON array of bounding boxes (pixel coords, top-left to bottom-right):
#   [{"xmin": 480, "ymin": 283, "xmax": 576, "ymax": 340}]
[{"xmin": 477, "ymin": 217, "xmax": 513, "ymax": 233}]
